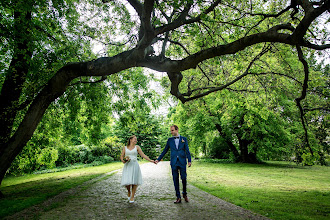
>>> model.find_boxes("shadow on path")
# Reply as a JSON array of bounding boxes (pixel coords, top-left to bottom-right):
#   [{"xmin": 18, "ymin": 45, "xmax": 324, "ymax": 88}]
[{"xmin": 6, "ymin": 162, "xmax": 270, "ymax": 220}]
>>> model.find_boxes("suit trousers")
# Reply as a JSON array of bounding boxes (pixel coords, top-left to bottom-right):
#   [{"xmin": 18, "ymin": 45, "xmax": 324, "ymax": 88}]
[{"xmin": 171, "ymin": 163, "xmax": 187, "ymax": 198}]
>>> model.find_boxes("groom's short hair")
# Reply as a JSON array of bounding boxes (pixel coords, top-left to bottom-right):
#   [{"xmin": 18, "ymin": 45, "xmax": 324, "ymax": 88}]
[{"xmin": 171, "ymin": 125, "xmax": 179, "ymax": 130}]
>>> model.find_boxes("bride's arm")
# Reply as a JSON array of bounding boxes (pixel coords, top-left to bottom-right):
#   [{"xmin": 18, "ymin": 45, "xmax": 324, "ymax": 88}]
[
  {"xmin": 137, "ymin": 146, "xmax": 154, "ymax": 162},
  {"xmin": 120, "ymin": 147, "xmax": 126, "ymax": 163}
]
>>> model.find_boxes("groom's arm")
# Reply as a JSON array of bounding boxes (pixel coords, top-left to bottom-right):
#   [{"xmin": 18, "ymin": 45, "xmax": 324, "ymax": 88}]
[
  {"xmin": 184, "ymin": 137, "xmax": 192, "ymax": 165},
  {"xmin": 156, "ymin": 139, "xmax": 170, "ymax": 162}
]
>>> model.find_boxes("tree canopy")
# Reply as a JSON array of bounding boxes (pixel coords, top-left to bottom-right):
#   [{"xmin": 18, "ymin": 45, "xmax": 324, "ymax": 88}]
[{"xmin": 0, "ymin": 0, "xmax": 329, "ymax": 197}]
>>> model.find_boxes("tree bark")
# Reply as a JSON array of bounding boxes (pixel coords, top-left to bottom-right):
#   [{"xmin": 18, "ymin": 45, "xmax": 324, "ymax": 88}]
[
  {"xmin": 0, "ymin": 10, "xmax": 32, "ymax": 151},
  {"xmin": 0, "ymin": 8, "xmax": 33, "ymax": 198},
  {"xmin": 214, "ymin": 123, "xmax": 240, "ymax": 161},
  {"xmin": 237, "ymin": 137, "xmax": 257, "ymax": 163}
]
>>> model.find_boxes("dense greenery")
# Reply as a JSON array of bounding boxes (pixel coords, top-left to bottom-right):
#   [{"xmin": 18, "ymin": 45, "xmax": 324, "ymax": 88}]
[
  {"xmin": 6, "ymin": 69, "xmax": 165, "ymax": 175},
  {"xmin": 166, "ymin": 55, "xmax": 329, "ymax": 164},
  {"xmin": 0, "ymin": 0, "xmax": 329, "ymax": 197}
]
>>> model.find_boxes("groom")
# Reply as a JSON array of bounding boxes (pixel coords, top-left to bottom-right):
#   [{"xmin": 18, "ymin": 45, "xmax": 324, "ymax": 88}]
[{"xmin": 155, "ymin": 125, "xmax": 192, "ymax": 203}]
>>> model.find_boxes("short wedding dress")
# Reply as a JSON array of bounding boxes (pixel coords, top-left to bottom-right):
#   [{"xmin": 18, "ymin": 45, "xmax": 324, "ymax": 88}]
[{"xmin": 121, "ymin": 146, "xmax": 143, "ymax": 186}]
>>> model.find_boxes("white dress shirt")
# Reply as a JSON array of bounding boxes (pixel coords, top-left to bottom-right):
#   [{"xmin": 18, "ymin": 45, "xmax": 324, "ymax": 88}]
[{"xmin": 174, "ymin": 135, "xmax": 180, "ymax": 149}]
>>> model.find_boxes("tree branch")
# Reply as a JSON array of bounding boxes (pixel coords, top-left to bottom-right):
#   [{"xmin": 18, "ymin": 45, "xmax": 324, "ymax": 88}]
[
  {"xmin": 304, "ymin": 107, "xmax": 330, "ymax": 112},
  {"xmin": 69, "ymin": 76, "xmax": 107, "ymax": 86},
  {"xmin": 126, "ymin": 0, "xmax": 143, "ymax": 17},
  {"xmin": 141, "ymin": 25, "xmax": 293, "ymax": 72},
  {"xmin": 253, "ymin": 72, "xmax": 303, "ymax": 85},
  {"xmin": 302, "ymin": 42, "xmax": 330, "ymax": 50},
  {"xmin": 174, "ymin": 45, "xmax": 271, "ymax": 102},
  {"xmin": 155, "ymin": 0, "xmax": 221, "ymax": 35},
  {"xmin": 291, "ymin": 0, "xmax": 330, "ymax": 41},
  {"xmin": 295, "ymin": 45, "xmax": 313, "ymax": 155}
]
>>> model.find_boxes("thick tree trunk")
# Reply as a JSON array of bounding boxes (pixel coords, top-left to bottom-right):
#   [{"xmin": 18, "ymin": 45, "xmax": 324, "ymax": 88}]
[
  {"xmin": 0, "ymin": 10, "xmax": 32, "ymax": 150},
  {"xmin": 0, "ymin": 68, "xmax": 76, "ymax": 197},
  {"xmin": 0, "ymin": 9, "xmax": 33, "ymax": 198},
  {"xmin": 215, "ymin": 123, "xmax": 240, "ymax": 161},
  {"xmin": 237, "ymin": 136, "xmax": 258, "ymax": 163}
]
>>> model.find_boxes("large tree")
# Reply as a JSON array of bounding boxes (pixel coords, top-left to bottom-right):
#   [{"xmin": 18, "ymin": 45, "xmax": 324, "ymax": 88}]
[{"xmin": 0, "ymin": 0, "xmax": 329, "ymax": 197}]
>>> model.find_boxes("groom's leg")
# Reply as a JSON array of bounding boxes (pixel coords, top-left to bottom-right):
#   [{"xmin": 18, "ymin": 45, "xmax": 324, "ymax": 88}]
[
  {"xmin": 171, "ymin": 165, "xmax": 181, "ymax": 198},
  {"xmin": 179, "ymin": 165, "xmax": 187, "ymax": 196}
]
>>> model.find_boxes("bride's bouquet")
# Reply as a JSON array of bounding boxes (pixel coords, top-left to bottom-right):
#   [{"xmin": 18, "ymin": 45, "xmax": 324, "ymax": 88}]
[{"xmin": 123, "ymin": 156, "xmax": 131, "ymax": 163}]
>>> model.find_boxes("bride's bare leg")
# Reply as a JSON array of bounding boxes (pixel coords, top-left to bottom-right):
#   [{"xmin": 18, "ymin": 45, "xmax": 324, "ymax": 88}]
[
  {"xmin": 130, "ymin": 185, "xmax": 138, "ymax": 201},
  {"xmin": 126, "ymin": 185, "xmax": 131, "ymax": 197}
]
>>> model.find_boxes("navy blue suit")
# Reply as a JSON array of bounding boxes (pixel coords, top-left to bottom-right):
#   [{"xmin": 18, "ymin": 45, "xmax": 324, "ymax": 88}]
[{"xmin": 157, "ymin": 136, "xmax": 191, "ymax": 198}]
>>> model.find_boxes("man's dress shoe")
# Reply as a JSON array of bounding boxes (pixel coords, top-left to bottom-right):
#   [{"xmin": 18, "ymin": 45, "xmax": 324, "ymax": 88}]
[{"xmin": 174, "ymin": 198, "xmax": 181, "ymax": 204}]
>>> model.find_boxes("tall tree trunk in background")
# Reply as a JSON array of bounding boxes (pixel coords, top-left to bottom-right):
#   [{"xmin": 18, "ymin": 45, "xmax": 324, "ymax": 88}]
[
  {"xmin": 0, "ymin": 7, "xmax": 33, "ymax": 198},
  {"xmin": 237, "ymin": 137, "xmax": 257, "ymax": 163},
  {"xmin": 215, "ymin": 123, "xmax": 240, "ymax": 161}
]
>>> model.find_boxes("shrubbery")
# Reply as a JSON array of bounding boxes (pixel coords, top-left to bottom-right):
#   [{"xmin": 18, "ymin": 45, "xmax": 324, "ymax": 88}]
[
  {"xmin": 55, "ymin": 144, "xmax": 118, "ymax": 168},
  {"xmin": 7, "ymin": 142, "xmax": 122, "ymax": 176}
]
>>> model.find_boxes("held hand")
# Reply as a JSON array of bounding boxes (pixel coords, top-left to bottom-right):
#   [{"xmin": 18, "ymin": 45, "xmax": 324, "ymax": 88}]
[
  {"xmin": 150, "ymin": 160, "xmax": 155, "ymax": 163},
  {"xmin": 188, "ymin": 162, "xmax": 191, "ymax": 167},
  {"xmin": 154, "ymin": 160, "xmax": 159, "ymax": 164}
]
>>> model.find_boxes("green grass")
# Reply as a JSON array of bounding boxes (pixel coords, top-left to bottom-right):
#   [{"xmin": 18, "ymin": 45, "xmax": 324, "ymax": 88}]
[
  {"xmin": 0, "ymin": 162, "xmax": 123, "ymax": 218},
  {"xmin": 188, "ymin": 161, "xmax": 330, "ymax": 220}
]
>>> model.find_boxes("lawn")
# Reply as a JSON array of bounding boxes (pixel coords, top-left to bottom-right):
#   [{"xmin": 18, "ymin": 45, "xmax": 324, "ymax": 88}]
[
  {"xmin": 0, "ymin": 162, "xmax": 124, "ymax": 218},
  {"xmin": 188, "ymin": 161, "xmax": 330, "ymax": 220},
  {"xmin": 1, "ymin": 160, "xmax": 329, "ymax": 220}
]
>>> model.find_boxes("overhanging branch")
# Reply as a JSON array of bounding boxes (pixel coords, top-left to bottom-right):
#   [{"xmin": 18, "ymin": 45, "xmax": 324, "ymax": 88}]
[
  {"xmin": 169, "ymin": 44, "xmax": 271, "ymax": 102},
  {"xmin": 295, "ymin": 45, "xmax": 313, "ymax": 155}
]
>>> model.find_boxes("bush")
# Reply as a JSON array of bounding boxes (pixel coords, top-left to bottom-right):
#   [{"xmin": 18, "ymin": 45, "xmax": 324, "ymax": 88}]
[
  {"xmin": 56, "ymin": 145, "xmax": 81, "ymax": 166},
  {"xmin": 101, "ymin": 137, "xmax": 122, "ymax": 160},
  {"xmin": 90, "ymin": 145, "xmax": 111, "ymax": 157},
  {"xmin": 8, "ymin": 141, "xmax": 118, "ymax": 176},
  {"xmin": 36, "ymin": 147, "xmax": 58, "ymax": 169}
]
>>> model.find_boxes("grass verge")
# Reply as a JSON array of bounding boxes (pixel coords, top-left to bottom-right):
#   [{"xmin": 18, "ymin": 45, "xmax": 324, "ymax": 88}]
[
  {"xmin": 188, "ymin": 161, "xmax": 330, "ymax": 220},
  {"xmin": 0, "ymin": 162, "xmax": 123, "ymax": 218}
]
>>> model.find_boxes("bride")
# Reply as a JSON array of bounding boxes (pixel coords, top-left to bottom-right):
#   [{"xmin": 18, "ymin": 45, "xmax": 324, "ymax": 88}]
[{"xmin": 120, "ymin": 135, "xmax": 154, "ymax": 203}]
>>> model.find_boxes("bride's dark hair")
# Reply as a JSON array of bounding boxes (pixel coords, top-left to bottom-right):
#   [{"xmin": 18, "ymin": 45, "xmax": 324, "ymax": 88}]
[{"xmin": 127, "ymin": 135, "xmax": 136, "ymax": 147}]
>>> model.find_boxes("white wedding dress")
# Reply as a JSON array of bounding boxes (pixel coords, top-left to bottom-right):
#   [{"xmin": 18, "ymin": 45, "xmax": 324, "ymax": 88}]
[{"xmin": 121, "ymin": 146, "xmax": 143, "ymax": 186}]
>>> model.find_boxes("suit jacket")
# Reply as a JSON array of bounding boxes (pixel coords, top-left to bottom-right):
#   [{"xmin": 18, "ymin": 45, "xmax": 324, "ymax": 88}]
[{"xmin": 157, "ymin": 136, "xmax": 191, "ymax": 167}]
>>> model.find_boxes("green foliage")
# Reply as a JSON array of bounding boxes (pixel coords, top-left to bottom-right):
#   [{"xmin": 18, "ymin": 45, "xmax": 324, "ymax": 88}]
[
  {"xmin": 8, "ymin": 143, "xmax": 117, "ymax": 175},
  {"xmin": 56, "ymin": 144, "xmax": 114, "ymax": 167},
  {"xmin": 163, "ymin": 5, "xmax": 329, "ymax": 164},
  {"xmin": 36, "ymin": 148, "xmax": 58, "ymax": 169},
  {"xmin": 170, "ymin": 90, "xmax": 294, "ymax": 162},
  {"xmin": 207, "ymin": 135, "xmax": 231, "ymax": 159},
  {"xmin": 114, "ymin": 113, "xmax": 166, "ymax": 160}
]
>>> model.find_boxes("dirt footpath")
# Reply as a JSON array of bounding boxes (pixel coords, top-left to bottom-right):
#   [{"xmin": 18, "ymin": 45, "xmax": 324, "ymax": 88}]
[{"xmin": 6, "ymin": 161, "xmax": 270, "ymax": 220}]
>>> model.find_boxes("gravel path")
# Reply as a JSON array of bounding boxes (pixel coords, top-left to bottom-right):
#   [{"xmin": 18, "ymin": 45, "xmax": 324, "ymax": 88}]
[{"xmin": 6, "ymin": 161, "xmax": 270, "ymax": 220}]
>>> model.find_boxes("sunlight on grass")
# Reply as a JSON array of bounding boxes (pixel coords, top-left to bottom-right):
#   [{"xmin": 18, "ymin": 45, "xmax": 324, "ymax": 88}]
[
  {"xmin": 188, "ymin": 161, "xmax": 330, "ymax": 220},
  {"xmin": 0, "ymin": 162, "xmax": 123, "ymax": 218},
  {"xmin": 2, "ymin": 162, "xmax": 123, "ymax": 187}
]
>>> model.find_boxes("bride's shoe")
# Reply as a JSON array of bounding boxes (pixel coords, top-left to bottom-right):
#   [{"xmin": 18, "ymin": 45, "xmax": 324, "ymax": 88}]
[
  {"xmin": 127, "ymin": 196, "xmax": 131, "ymax": 201},
  {"xmin": 129, "ymin": 200, "xmax": 135, "ymax": 203}
]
